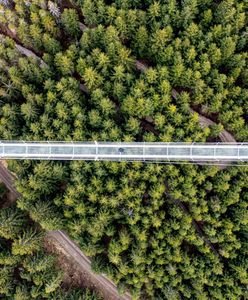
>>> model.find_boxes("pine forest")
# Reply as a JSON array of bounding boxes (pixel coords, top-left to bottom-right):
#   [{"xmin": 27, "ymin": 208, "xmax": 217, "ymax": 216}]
[{"xmin": 0, "ymin": 0, "xmax": 247, "ymax": 299}]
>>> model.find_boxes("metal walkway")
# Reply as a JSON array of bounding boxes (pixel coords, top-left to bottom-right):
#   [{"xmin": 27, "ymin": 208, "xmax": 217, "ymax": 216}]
[{"xmin": 0, "ymin": 141, "xmax": 247, "ymax": 163}]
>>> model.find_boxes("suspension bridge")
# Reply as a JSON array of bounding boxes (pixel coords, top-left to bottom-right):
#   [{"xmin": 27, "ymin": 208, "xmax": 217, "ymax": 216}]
[{"xmin": 0, "ymin": 141, "xmax": 247, "ymax": 164}]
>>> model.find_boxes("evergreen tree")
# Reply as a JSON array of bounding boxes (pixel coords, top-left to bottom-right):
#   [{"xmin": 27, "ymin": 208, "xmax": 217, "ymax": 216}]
[
  {"xmin": 0, "ymin": 207, "xmax": 25, "ymax": 239},
  {"xmin": 12, "ymin": 229, "xmax": 43, "ymax": 256}
]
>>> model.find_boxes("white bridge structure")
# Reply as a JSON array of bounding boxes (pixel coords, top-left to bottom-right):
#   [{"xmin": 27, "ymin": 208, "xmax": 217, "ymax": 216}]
[{"xmin": 0, "ymin": 141, "xmax": 248, "ymax": 163}]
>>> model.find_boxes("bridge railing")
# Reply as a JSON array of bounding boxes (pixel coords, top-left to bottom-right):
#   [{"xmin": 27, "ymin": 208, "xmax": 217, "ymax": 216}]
[{"xmin": 0, "ymin": 141, "xmax": 247, "ymax": 162}]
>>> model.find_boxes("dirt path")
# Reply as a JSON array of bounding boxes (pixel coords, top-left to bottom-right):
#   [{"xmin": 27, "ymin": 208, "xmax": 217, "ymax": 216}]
[
  {"xmin": 8, "ymin": 36, "xmax": 89, "ymax": 94},
  {"xmin": 47, "ymin": 231, "xmax": 131, "ymax": 300},
  {"xmin": 12, "ymin": 35, "xmax": 236, "ymax": 145},
  {"xmin": 135, "ymin": 60, "xmax": 237, "ymax": 145},
  {"xmin": 7, "ymin": 36, "xmax": 237, "ymax": 170},
  {"xmin": 188, "ymin": 108, "xmax": 236, "ymax": 143},
  {"xmin": 15, "ymin": 44, "xmax": 47, "ymax": 68},
  {"xmin": 1, "ymin": 5, "xmax": 237, "ymax": 145},
  {"xmin": 164, "ymin": 182, "xmax": 221, "ymax": 259},
  {"xmin": 1, "ymin": 22, "xmax": 237, "ymax": 146},
  {"xmin": 171, "ymin": 90, "xmax": 236, "ymax": 143},
  {"xmin": 0, "ymin": 161, "xmax": 131, "ymax": 300},
  {"xmin": 0, "ymin": 161, "xmax": 21, "ymax": 198}
]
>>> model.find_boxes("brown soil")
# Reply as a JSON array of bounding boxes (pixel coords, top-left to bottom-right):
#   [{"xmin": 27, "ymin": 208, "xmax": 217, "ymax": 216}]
[
  {"xmin": 43, "ymin": 235, "xmax": 127, "ymax": 300},
  {"xmin": 0, "ymin": 160, "xmax": 17, "ymax": 207},
  {"xmin": 0, "ymin": 157, "xmax": 130, "ymax": 299},
  {"xmin": 1, "ymin": 189, "xmax": 17, "ymax": 208},
  {"xmin": 44, "ymin": 238, "xmax": 98, "ymax": 291},
  {"xmin": 0, "ymin": 161, "xmax": 20, "ymax": 203}
]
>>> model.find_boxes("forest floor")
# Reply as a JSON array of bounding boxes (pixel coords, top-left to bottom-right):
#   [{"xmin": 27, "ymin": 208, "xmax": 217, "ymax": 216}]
[
  {"xmin": 0, "ymin": 161, "xmax": 20, "ymax": 204},
  {"xmin": 45, "ymin": 231, "xmax": 131, "ymax": 300},
  {"xmin": 189, "ymin": 109, "xmax": 236, "ymax": 143},
  {"xmin": 44, "ymin": 237, "xmax": 106, "ymax": 293},
  {"xmin": 0, "ymin": 161, "xmax": 131, "ymax": 300}
]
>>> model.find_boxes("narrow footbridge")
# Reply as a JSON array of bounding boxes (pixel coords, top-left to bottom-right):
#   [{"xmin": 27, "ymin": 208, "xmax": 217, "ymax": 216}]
[{"xmin": 0, "ymin": 141, "xmax": 247, "ymax": 163}]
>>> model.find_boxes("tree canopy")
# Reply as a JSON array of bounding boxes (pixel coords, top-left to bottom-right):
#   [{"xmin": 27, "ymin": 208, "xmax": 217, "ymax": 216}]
[{"xmin": 0, "ymin": 0, "xmax": 247, "ymax": 299}]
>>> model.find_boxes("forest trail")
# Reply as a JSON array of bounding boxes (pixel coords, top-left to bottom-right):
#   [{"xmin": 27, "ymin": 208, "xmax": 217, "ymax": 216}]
[
  {"xmin": 12, "ymin": 37, "xmax": 237, "ymax": 143},
  {"xmin": 76, "ymin": 20, "xmax": 236, "ymax": 145},
  {"xmin": 170, "ymin": 86, "xmax": 236, "ymax": 144},
  {"xmin": 15, "ymin": 44, "xmax": 48, "ymax": 68},
  {"xmin": 0, "ymin": 161, "xmax": 21, "ymax": 198},
  {"xmin": 135, "ymin": 61, "xmax": 237, "ymax": 144},
  {"xmin": 47, "ymin": 231, "xmax": 131, "ymax": 300},
  {"xmin": 164, "ymin": 183, "xmax": 221, "ymax": 259},
  {"xmin": 1, "ymin": 27, "xmax": 237, "ymax": 145},
  {"xmin": 188, "ymin": 109, "xmax": 236, "ymax": 143},
  {"xmin": 0, "ymin": 161, "xmax": 222, "ymax": 295},
  {"xmin": 0, "ymin": 162, "xmax": 131, "ymax": 300},
  {"xmin": 1, "ymin": 32, "xmax": 237, "ymax": 171}
]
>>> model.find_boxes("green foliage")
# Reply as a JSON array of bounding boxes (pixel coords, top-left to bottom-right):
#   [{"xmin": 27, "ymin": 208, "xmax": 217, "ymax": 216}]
[
  {"xmin": 54, "ymin": 287, "xmax": 101, "ymax": 300},
  {"xmin": 61, "ymin": 9, "xmax": 81, "ymax": 38},
  {"xmin": 0, "ymin": 0, "xmax": 247, "ymax": 299},
  {"xmin": 29, "ymin": 200, "xmax": 64, "ymax": 230},
  {"xmin": 0, "ymin": 250, "xmax": 20, "ymax": 266},
  {"xmin": 44, "ymin": 271, "xmax": 64, "ymax": 294},
  {"xmin": 12, "ymin": 229, "xmax": 43, "ymax": 256},
  {"xmin": 0, "ymin": 207, "xmax": 25, "ymax": 239},
  {"xmin": 0, "ymin": 201, "xmax": 101, "ymax": 299},
  {"xmin": 14, "ymin": 285, "xmax": 30, "ymax": 300},
  {"xmin": 22, "ymin": 252, "xmax": 55, "ymax": 273}
]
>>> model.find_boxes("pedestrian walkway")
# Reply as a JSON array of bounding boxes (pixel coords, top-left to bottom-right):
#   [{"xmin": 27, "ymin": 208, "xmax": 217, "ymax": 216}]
[{"xmin": 0, "ymin": 141, "xmax": 247, "ymax": 163}]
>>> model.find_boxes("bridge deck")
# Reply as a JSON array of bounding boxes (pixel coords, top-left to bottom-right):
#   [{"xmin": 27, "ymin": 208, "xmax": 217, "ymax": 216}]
[{"xmin": 0, "ymin": 141, "xmax": 248, "ymax": 162}]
